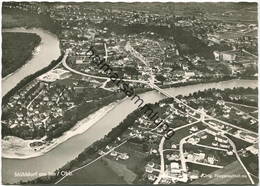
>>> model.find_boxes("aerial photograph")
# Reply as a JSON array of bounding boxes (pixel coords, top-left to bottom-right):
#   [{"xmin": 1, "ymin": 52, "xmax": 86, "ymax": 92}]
[{"xmin": 1, "ymin": 1, "xmax": 258, "ymax": 185}]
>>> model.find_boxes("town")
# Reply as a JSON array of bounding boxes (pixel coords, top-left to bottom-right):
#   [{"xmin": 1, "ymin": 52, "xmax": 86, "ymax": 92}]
[{"xmin": 1, "ymin": 2, "xmax": 258, "ymax": 185}]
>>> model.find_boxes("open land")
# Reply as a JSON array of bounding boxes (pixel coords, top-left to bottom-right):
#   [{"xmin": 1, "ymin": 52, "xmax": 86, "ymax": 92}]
[
  {"xmin": 2, "ymin": 32, "xmax": 41, "ymax": 77},
  {"xmin": 1, "ymin": 2, "xmax": 258, "ymax": 185}
]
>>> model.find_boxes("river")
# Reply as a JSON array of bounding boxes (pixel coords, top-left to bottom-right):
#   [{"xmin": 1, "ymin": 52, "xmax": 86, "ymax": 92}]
[
  {"xmin": 1, "ymin": 27, "xmax": 258, "ymax": 185},
  {"xmin": 2, "ymin": 27, "xmax": 61, "ymax": 97},
  {"xmin": 2, "ymin": 80, "xmax": 258, "ymax": 183}
]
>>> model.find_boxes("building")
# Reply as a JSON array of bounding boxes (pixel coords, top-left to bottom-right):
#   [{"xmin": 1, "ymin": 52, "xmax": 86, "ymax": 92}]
[
  {"xmin": 208, "ymin": 156, "xmax": 215, "ymax": 165},
  {"xmin": 215, "ymin": 135, "xmax": 228, "ymax": 143},
  {"xmin": 221, "ymin": 51, "xmax": 236, "ymax": 61},
  {"xmin": 147, "ymin": 174, "xmax": 156, "ymax": 181},
  {"xmin": 184, "ymin": 71, "xmax": 195, "ymax": 78},
  {"xmin": 227, "ymin": 150, "xmax": 234, "ymax": 156},
  {"xmin": 110, "ymin": 151, "xmax": 117, "ymax": 157},
  {"xmin": 194, "ymin": 152, "xmax": 206, "ymax": 161},
  {"xmin": 197, "ymin": 131, "xmax": 208, "ymax": 139},
  {"xmin": 170, "ymin": 162, "xmax": 181, "ymax": 173},
  {"xmin": 147, "ymin": 162, "xmax": 155, "ymax": 168},
  {"xmin": 187, "ymin": 137, "xmax": 200, "ymax": 145},
  {"xmin": 208, "ymin": 35, "xmax": 221, "ymax": 44},
  {"xmin": 219, "ymin": 143, "xmax": 230, "ymax": 149},
  {"xmin": 246, "ymin": 143, "xmax": 258, "ymax": 155},
  {"xmin": 145, "ymin": 166, "xmax": 154, "ymax": 173},
  {"xmin": 190, "ymin": 126, "xmax": 198, "ymax": 132},
  {"xmin": 206, "ymin": 127, "xmax": 220, "ymax": 136},
  {"xmin": 38, "ymin": 69, "xmax": 71, "ymax": 82},
  {"xmin": 216, "ymin": 100, "xmax": 225, "ymax": 106},
  {"xmin": 239, "ymin": 132, "xmax": 257, "ymax": 143},
  {"xmin": 213, "ymin": 51, "xmax": 236, "ymax": 62},
  {"xmin": 119, "ymin": 153, "xmax": 129, "ymax": 160},
  {"xmin": 189, "ymin": 170, "xmax": 200, "ymax": 180},
  {"xmin": 76, "ymin": 57, "xmax": 84, "ymax": 64}
]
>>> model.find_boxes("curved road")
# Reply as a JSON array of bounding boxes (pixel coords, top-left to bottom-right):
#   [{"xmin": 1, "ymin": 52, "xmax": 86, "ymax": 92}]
[
  {"xmin": 62, "ymin": 55, "xmax": 149, "ymax": 84},
  {"xmin": 226, "ymin": 136, "xmax": 255, "ymax": 184}
]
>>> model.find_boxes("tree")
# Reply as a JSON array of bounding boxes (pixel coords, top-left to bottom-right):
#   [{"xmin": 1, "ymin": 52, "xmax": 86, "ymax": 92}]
[{"xmin": 155, "ymin": 74, "xmax": 166, "ymax": 82}]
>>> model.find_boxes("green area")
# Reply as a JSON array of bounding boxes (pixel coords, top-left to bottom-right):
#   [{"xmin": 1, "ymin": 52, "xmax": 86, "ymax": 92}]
[
  {"xmin": 2, "ymin": 7, "xmax": 61, "ymax": 35},
  {"xmin": 59, "ymin": 159, "xmax": 127, "ymax": 184},
  {"xmin": 225, "ymin": 102, "xmax": 257, "ymax": 113},
  {"xmin": 45, "ymin": 87, "xmax": 123, "ymax": 140},
  {"xmin": 23, "ymin": 86, "xmax": 258, "ymax": 184},
  {"xmin": 53, "ymin": 2, "xmax": 257, "ymax": 23},
  {"xmin": 1, "ymin": 54, "xmax": 64, "ymax": 138},
  {"xmin": 2, "ymin": 32, "xmax": 41, "ymax": 77},
  {"xmin": 23, "ymin": 107, "xmax": 143, "ymax": 184},
  {"xmin": 191, "ymin": 161, "xmax": 250, "ymax": 184}
]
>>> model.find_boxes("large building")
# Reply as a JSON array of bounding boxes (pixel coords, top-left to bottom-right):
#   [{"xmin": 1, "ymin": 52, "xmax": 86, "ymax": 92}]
[
  {"xmin": 215, "ymin": 135, "xmax": 228, "ymax": 144},
  {"xmin": 206, "ymin": 127, "xmax": 220, "ymax": 136},
  {"xmin": 213, "ymin": 51, "xmax": 236, "ymax": 62},
  {"xmin": 38, "ymin": 68, "xmax": 71, "ymax": 82}
]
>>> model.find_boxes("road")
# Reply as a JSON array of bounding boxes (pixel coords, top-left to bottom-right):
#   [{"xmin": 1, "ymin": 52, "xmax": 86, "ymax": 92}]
[
  {"xmin": 125, "ymin": 46, "xmax": 257, "ymax": 184},
  {"xmin": 100, "ymin": 79, "xmax": 113, "ymax": 91},
  {"xmin": 55, "ymin": 136, "xmax": 133, "ymax": 184},
  {"xmin": 242, "ymin": 49, "xmax": 257, "ymax": 59},
  {"xmin": 202, "ymin": 120, "xmax": 257, "ymax": 144},
  {"xmin": 125, "ymin": 42, "xmax": 148, "ymax": 66},
  {"xmin": 151, "ymin": 83, "xmax": 258, "ymax": 137},
  {"xmin": 26, "ymin": 89, "xmax": 44, "ymax": 109},
  {"xmin": 154, "ymin": 137, "xmax": 166, "ymax": 184},
  {"xmin": 172, "ymin": 121, "xmax": 200, "ymax": 132},
  {"xmin": 62, "ymin": 45, "xmax": 257, "ymax": 184},
  {"xmin": 227, "ymin": 104, "xmax": 258, "ymax": 121},
  {"xmin": 179, "ymin": 137, "xmax": 188, "ymax": 172},
  {"xmin": 155, "ymin": 41, "xmax": 165, "ymax": 54},
  {"xmin": 226, "ymin": 135, "xmax": 255, "ymax": 184},
  {"xmin": 185, "ymin": 160, "xmax": 224, "ymax": 168},
  {"xmin": 193, "ymin": 143, "xmax": 228, "ymax": 152},
  {"xmin": 179, "ymin": 129, "xmax": 210, "ymax": 172},
  {"xmin": 104, "ymin": 43, "xmax": 108, "ymax": 61},
  {"xmin": 224, "ymin": 101, "xmax": 258, "ymax": 109},
  {"xmin": 125, "ymin": 42, "xmax": 155, "ymax": 83},
  {"xmin": 62, "ymin": 55, "xmax": 149, "ymax": 84}
]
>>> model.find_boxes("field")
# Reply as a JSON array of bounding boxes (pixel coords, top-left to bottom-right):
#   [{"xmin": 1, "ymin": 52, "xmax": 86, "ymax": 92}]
[
  {"xmin": 2, "ymin": 12, "xmax": 42, "ymax": 28},
  {"xmin": 74, "ymin": 2, "xmax": 257, "ymax": 23},
  {"xmin": 2, "ymin": 32, "xmax": 41, "ymax": 77},
  {"xmin": 241, "ymin": 154, "xmax": 259, "ymax": 183},
  {"xmin": 184, "ymin": 143, "xmax": 236, "ymax": 166},
  {"xmin": 2, "ymin": 6, "xmax": 47, "ymax": 29},
  {"xmin": 60, "ymin": 158, "xmax": 127, "ymax": 184},
  {"xmin": 250, "ymin": 111, "xmax": 258, "ymax": 118},
  {"xmin": 103, "ymin": 158, "xmax": 137, "ymax": 183},
  {"xmin": 191, "ymin": 161, "xmax": 250, "ymax": 184},
  {"xmin": 187, "ymin": 162, "xmax": 218, "ymax": 175},
  {"xmin": 243, "ymin": 94, "xmax": 258, "ymax": 103},
  {"xmin": 59, "ymin": 141, "xmax": 147, "ymax": 184},
  {"xmin": 164, "ymin": 122, "xmax": 207, "ymax": 149},
  {"xmin": 115, "ymin": 141, "xmax": 149, "ymax": 182},
  {"xmin": 225, "ymin": 102, "xmax": 258, "ymax": 113},
  {"xmin": 225, "ymin": 134, "xmax": 251, "ymax": 150}
]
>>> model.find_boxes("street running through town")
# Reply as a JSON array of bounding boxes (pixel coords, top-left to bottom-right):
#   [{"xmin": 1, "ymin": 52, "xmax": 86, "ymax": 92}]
[{"xmin": 58, "ymin": 44, "xmax": 257, "ymax": 185}]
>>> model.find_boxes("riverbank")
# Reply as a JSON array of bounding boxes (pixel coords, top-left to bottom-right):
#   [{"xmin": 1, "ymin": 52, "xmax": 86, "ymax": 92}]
[
  {"xmin": 3, "ymin": 79, "xmax": 257, "ymax": 184},
  {"xmin": 2, "ymin": 101, "xmax": 119, "ymax": 159},
  {"xmin": 2, "ymin": 32, "xmax": 42, "ymax": 78},
  {"xmin": 3, "ymin": 7, "xmax": 61, "ymax": 36},
  {"xmin": 2, "ymin": 44, "xmax": 42, "ymax": 82},
  {"xmin": 2, "ymin": 27, "xmax": 61, "ymax": 97},
  {"xmin": 2, "ymin": 78, "xmax": 257, "ymax": 159}
]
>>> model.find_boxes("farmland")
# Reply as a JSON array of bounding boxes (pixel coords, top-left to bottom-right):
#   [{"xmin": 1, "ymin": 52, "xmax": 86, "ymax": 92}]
[
  {"xmin": 191, "ymin": 161, "xmax": 250, "ymax": 184},
  {"xmin": 59, "ymin": 158, "xmax": 127, "ymax": 184}
]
